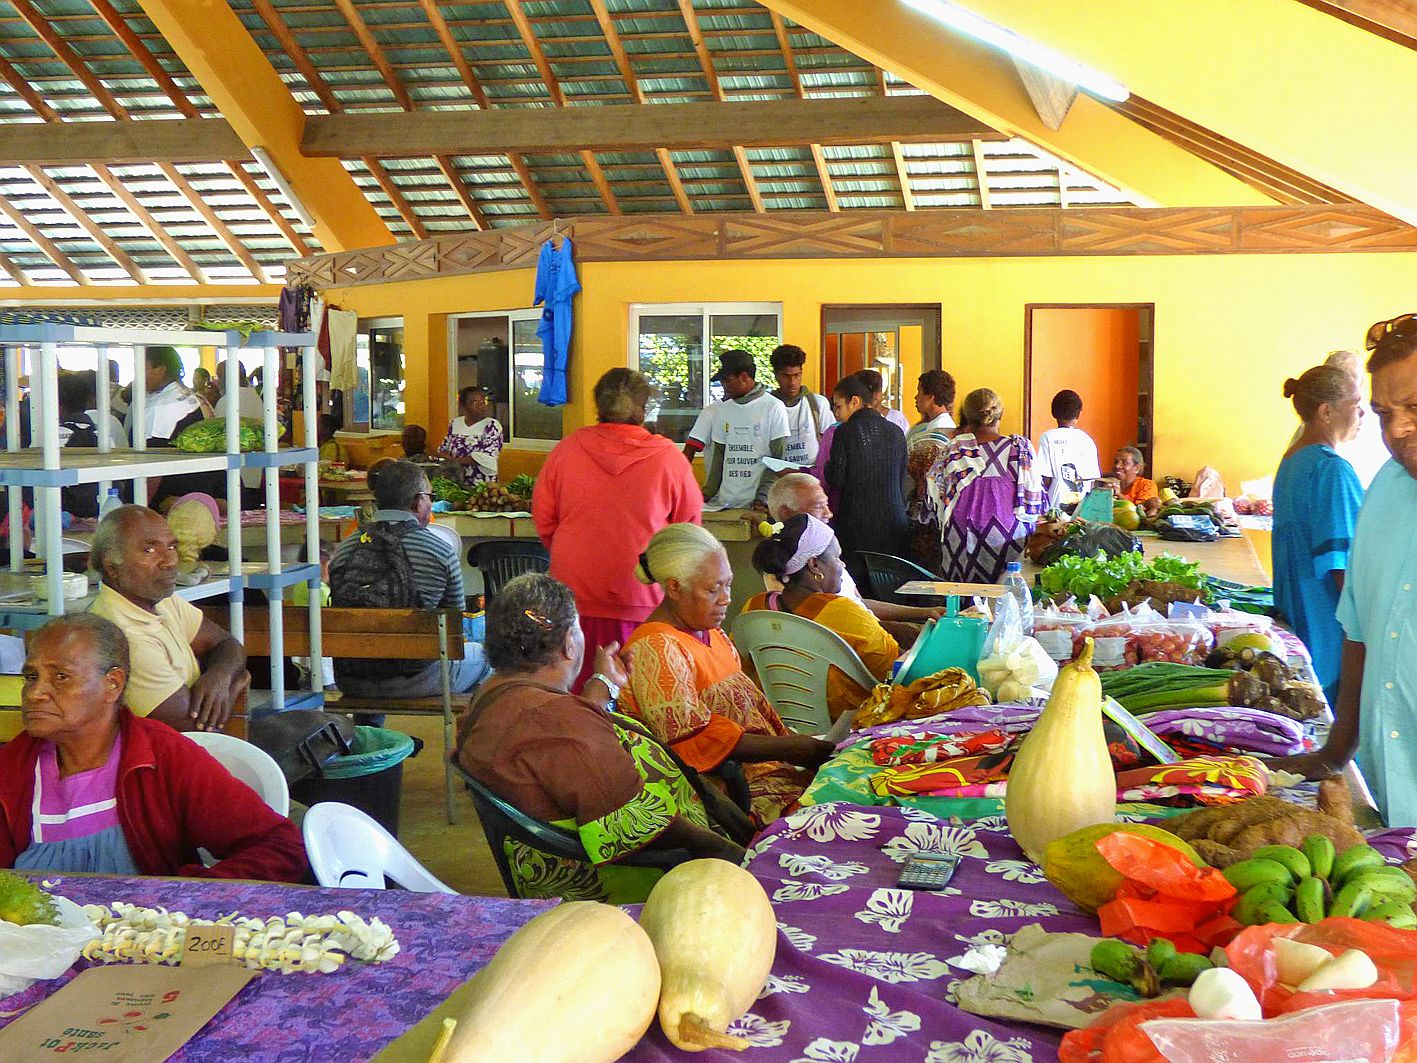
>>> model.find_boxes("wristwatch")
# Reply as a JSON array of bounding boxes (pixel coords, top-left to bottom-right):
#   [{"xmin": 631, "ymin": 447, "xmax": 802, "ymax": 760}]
[{"xmin": 589, "ymin": 672, "xmax": 621, "ymax": 703}]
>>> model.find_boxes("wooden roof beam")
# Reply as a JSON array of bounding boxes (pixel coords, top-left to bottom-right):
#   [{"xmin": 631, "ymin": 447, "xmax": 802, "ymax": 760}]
[
  {"xmin": 0, "ymin": 118, "xmax": 247, "ymax": 165},
  {"xmin": 136, "ymin": 0, "xmax": 393, "ymax": 250},
  {"xmin": 891, "ymin": 141, "xmax": 915, "ymax": 210},
  {"xmin": 587, "ymin": 0, "xmax": 685, "ymax": 212},
  {"xmin": 935, "ymin": 0, "xmax": 1417, "ymax": 218},
  {"xmin": 0, "ymin": 196, "xmax": 87, "ymax": 284},
  {"xmin": 88, "ymin": 164, "xmax": 207, "ymax": 282},
  {"xmin": 23, "ymin": 167, "xmax": 150, "ymax": 283},
  {"xmin": 302, "ymin": 96, "xmax": 997, "ymax": 156},
  {"xmin": 155, "ymin": 163, "xmax": 270, "ymax": 282},
  {"xmin": 755, "ymin": 0, "xmax": 1274, "ymax": 208}
]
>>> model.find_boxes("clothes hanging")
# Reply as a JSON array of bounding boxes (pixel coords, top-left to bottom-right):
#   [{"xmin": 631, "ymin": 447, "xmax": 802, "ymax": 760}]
[
  {"xmin": 326, "ymin": 308, "xmax": 359, "ymax": 394},
  {"xmin": 533, "ymin": 236, "xmax": 580, "ymax": 407}
]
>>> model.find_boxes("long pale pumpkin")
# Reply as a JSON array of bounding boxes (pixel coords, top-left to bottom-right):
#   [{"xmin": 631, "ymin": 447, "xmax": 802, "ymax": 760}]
[
  {"xmin": 1005, "ymin": 638, "xmax": 1117, "ymax": 864},
  {"xmin": 638, "ymin": 859, "xmax": 777, "ymax": 1053},
  {"xmin": 444, "ymin": 901, "xmax": 660, "ymax": 1063}
]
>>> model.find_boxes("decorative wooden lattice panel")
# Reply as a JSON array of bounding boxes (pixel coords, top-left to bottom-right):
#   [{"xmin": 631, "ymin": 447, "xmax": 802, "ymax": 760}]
[{"xmin": 286, "ymin": 205, "xmax": 1417, "ymax": 288}]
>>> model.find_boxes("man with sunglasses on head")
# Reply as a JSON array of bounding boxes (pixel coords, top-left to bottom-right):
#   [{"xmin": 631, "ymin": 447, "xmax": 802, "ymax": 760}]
[
  {"xmin": 329, "ymin": 460, "xmax": 489, "ymax": 711},
  {"xmin": 1273, "ymin": 315, "xmax": 1417, "ymax": 826}
]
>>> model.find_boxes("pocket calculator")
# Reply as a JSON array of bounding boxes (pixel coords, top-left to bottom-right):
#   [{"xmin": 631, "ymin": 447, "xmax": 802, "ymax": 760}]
[{"xmin": 896, "ymin": 852, "xmax": 961, "ymax": 891}]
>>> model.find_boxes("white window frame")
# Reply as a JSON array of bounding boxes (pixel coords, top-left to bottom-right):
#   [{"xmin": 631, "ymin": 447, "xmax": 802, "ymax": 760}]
[
  {"xmin": 628, "ymin": 302, "xmax": 783, "ymax": 437},
  {"xmin": 446, "ymin": 309, "xmax": 561, "ymax": 452}
]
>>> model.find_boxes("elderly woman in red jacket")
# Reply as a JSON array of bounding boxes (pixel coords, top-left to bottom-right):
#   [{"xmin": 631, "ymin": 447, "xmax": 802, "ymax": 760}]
[{"xmin": 0, "ymin": 613, "xmax": 307, "ymax": 882}]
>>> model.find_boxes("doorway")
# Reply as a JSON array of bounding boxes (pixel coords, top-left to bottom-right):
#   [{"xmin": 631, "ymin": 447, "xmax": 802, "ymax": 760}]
[
  {"xmin": 1024, "ymin": 304, "xmax": 1155, "ymax": 474},
  {"xmin": 821, "ymin": 304, "xmax": 941, "ymax": 413}
]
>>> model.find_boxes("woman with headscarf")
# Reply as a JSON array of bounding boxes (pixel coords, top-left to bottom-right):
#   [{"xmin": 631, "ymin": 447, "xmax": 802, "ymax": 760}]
[
  {"xmin": 743, "ymin": 514, "xmax": 900, "ymax": 721},
  {"xmin": 0, "ymin": 614, "xmax": 306, "ymax": 881},
  {"xmin": 1272, "ymin": 365, "xmax": 1366, "ymax": 703},
  {"xmin": 621, "ymin": 523, "xmax": 834, "ymax": 824},
  {"xmin": 825, "ymin": 374, "xmax": 910, "ymax": 591},
  {"xmin": 927, "ymin": 388, "xmax": 1044, "ymax": 584},
  {"xmin": 456, "ymin": 573, "xmax": 745, "ymax": 902}
]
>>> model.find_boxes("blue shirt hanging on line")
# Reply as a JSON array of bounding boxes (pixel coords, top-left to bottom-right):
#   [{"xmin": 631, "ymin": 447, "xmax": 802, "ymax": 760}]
[{"xmin": 534, "ymin": 237, "xmax": 580, "ymax": 407}]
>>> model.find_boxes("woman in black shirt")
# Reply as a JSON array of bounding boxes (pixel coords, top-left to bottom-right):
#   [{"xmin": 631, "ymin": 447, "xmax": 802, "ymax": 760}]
[{"xmin": 825, "ymin": 374, "xmax": 910, "ymax": 590}]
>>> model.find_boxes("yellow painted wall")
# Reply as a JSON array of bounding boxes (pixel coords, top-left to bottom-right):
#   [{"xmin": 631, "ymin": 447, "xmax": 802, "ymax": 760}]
[{"xmin": 324, "ymin": 251, "xmax": 1417, "ymax": 489}]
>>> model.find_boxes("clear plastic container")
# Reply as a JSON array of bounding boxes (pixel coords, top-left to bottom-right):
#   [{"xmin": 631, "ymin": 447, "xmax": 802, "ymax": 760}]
[
  {"xmin": 98, "ymin": 488, "xmax": 123, "ymax": 520},
  {"xmin": 1002, "ymin": 561, "xmax": 1034, "ymax": 636}
]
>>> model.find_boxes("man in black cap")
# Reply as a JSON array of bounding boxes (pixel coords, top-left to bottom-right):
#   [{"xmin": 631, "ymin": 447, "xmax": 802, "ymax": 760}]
[{"xmin": 689, "ymin": 349, "xmax": 790, "ymax": 511}]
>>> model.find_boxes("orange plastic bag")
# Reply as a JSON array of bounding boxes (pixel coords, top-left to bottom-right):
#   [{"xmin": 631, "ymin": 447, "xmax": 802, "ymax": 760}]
[
  {"xmin": 1093, "ymin": 832, "xmax": 1239, "ymax": 954},
  {"xmin": 1059, "ymin": 918, "xmax": 1417, "ymax": 1063}
]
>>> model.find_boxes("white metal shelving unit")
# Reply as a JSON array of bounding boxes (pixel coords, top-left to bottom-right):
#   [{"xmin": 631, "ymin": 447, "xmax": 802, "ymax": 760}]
[{"xmin": 0, "ymin": 322, "xmax": 323, "ymax": 713}]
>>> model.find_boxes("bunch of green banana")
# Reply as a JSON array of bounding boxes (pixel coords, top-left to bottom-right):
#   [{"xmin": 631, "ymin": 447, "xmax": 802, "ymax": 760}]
[
  {"xmin": 1089, "ymin": 937, "xmax": 1213, "ymax": 998},
  {"xmin": 1222, "ymin": 837, "xmax": 1416, "ymax": 928}
]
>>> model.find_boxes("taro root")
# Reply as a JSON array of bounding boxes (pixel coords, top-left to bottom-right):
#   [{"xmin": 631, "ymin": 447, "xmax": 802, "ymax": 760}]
[
  {"xmin": 1228, "ymin": 669, "xmax": 1267, "ymax": 707},
  {"xmin": 1278, "ymin": 683, "xmax": 1326, "ymax": 721}
]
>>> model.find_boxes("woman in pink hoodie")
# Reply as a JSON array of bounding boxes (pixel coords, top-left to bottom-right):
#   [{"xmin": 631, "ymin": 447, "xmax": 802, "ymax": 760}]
[{"xmin": 533, "ymin": 369, "xmax": 704, "ymax": 691}]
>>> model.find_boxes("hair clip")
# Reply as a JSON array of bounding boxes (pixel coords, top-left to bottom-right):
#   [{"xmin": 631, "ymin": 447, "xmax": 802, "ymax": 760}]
[
  {"xmin": 522, "ymin": 609, "xmax": 554, "ymax": 631},
  {"xmin": 758, "ymin": 520, "xmax": 784, "ymax": 538}
]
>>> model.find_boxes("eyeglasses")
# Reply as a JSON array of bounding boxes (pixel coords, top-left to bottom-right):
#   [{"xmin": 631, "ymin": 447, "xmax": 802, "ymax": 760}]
[{"xmin": 1365, "ymin": 313, "xmax": 1417, "ymax": 351}]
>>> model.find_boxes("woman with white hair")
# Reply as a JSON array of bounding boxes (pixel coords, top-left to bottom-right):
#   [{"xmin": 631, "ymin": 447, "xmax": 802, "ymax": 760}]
[
  {"xmin": 620, "ymin": 523, "xmax": 833, "ymax": 824},
  {"xmin": 926, "ymin": 388, "xmax": 1043, "ymax": 584}
]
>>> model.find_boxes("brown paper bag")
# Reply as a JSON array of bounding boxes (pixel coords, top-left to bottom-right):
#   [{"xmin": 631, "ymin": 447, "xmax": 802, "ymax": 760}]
[
  {"xmin": 954, "ymin": 923, "xmax": 1182, "ymax": 1030},
  {"xmin": 0, "ymin": 963, "xmax": 256, "ymax": 1062}
]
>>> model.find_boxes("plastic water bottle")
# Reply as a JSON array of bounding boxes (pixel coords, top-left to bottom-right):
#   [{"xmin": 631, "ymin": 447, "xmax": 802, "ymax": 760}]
[
  {"xmin": 98, "ymin": 488, "xmax": 122, "ymax": 520},
  {"xmin": 1003, "ymin": 561, "xmax": 1035, "ymax": 636}
]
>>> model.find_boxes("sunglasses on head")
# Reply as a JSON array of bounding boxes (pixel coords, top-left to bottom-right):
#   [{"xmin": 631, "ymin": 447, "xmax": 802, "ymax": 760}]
[{"xmin": 1365, "ymin": 313, "xmax": 1417, "ymax": 351}]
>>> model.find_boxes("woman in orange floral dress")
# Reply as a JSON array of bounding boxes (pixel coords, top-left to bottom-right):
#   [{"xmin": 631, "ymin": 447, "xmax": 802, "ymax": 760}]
[{"xmin": 620, "ymin": 524, "xmax": 834, "ymax": 825}]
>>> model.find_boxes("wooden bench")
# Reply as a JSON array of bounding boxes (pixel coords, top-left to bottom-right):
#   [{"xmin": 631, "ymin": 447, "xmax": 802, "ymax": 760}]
[{"xmin": 205, "ymin": 604, "xmax": 467, "ymax": 823}]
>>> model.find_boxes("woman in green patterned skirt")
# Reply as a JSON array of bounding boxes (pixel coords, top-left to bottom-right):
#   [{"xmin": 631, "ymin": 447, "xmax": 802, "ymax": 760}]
[{"xmin": 456, "ymin": 572, "xmax": 747, "ymax": 902}]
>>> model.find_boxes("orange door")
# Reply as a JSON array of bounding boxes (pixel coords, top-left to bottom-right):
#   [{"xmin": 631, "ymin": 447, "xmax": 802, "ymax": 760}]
[{"xmin": 1028, "ymin": 308, "xmax": 1142, "ymax": 473}]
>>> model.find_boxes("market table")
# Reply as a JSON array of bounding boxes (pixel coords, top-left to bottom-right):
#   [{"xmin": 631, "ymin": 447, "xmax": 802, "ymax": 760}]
[{"xmin": 0, "ymin": 875, "xmax": 553, "ymax": 1062}]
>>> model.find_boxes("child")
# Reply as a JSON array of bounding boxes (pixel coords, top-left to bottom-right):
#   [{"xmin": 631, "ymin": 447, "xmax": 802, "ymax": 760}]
[{"xmin": 1035, "ymin": 389, "xmax": 1101, "ymax": 512}]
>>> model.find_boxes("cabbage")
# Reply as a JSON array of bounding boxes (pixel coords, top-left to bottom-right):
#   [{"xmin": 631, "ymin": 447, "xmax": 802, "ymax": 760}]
[{"xmin": 173, "ymin": 418, "xmax": 265, "ymax": 453}]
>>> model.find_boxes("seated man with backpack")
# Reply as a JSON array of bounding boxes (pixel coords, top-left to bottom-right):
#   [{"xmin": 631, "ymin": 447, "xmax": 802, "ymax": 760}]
[{"xmin": 329, "ymin": 460, "xmax": 489, "ymax": 711}]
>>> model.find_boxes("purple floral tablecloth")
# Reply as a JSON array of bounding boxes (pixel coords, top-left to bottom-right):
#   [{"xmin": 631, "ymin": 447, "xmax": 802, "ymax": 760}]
[{"xmin": 0, "ymin": 875, "xmax": 553, "ymax": 1061}]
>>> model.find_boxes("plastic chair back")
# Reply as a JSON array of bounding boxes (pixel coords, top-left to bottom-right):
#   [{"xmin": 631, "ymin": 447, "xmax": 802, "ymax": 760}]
[
  {"xmin": 186, "ymin": 731, "xmax": 290, "ymax": 817},
  {"xmin": 731, "ymin": 610, "xmax": 879, "ymax": 735},
  {"xmin": 858, "ymin": 551, "xmax": 947, "ymax": 606},
  {"xmin": 448, "ymin": 759, "xmax": 688, "ymax": 899},
  {"xmin": 467, "ymin": 540, "xmax": 550, "ymax": 603},
  {"xmin": 302, "ymin": 801, "xmax": 457, "ymax": 893}
]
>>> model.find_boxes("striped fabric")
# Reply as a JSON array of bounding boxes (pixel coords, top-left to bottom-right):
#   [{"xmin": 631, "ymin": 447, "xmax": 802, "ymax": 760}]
[{"xmin": 331, "ymin": 510, "xmax": 465, "ymax": 609}]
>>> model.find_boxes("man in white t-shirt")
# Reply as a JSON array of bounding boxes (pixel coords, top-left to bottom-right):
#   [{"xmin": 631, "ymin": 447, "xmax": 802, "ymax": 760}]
[
  {"xmin": 1035, "ymin": 389, "xmax": 1102, "ymax": 512},
  {"xmin": 769, "ymin": 343, "xmax": 834, "ymax": 467},
  {"xmin": 699, "ymin": 349, "xmax": 789, "ymax": 510},
  {"xmin": 126, "ymin": 346, "xmax": 203, "ymax": 445}
]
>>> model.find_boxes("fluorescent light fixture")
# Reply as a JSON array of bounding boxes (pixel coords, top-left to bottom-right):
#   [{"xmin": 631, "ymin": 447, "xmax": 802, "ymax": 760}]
[
  {"xmin": 902, "ymin": 0, "xmax": 1130, "ymax": 103},
  {"xmin": 249, "ymin": 145, "xmax": 317, "ymax": 230}
]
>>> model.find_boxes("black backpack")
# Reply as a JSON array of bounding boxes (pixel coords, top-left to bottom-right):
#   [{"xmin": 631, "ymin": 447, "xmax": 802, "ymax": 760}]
[{"xmin": 330, "ymin": 521, "xmax": 425, "ymax": 679}]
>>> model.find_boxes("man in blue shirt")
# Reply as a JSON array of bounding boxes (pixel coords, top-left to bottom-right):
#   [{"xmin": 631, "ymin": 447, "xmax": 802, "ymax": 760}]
[{"xmin": 1276, "ymin": 315, "xmax": 1417, "ymax": 825}]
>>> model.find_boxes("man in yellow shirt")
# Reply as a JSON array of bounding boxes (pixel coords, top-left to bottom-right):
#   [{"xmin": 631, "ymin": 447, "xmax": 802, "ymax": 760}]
[{"xmin": 88, "ymin": 506, "xmax": 249, "ymax": 732}]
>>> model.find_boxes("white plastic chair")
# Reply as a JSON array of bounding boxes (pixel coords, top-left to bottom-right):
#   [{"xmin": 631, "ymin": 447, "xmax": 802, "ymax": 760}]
[
  {"xmin": 302, "ymin": 801, "xmax": 457, "ymax": 894},
  {"xmin": 186, "ymin": 731, "xmax": 289, "ymax": 817},
  {"xmin": 731, "ymin": 610, "xmax": 880, "ymax": 736}
]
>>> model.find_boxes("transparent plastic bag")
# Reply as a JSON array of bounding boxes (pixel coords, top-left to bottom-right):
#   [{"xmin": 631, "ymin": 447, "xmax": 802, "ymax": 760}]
[
  {"xmin": 0, "ymin": 895, "xmax": 98, "ymax": 997},
  {"xmin": 979, "ymin": 594, "xmax": 1058, "ymax": 698},
  {"xmin": 1141, "ymin": 998, "xmax": 1400, "ymax": 1063}
]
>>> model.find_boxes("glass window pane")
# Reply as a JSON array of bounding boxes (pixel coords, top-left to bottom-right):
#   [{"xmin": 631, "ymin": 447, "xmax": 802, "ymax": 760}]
[
  {"xmin": 510, "ymin": 318, "xmax": 562, "ymax": 442},
  {"xmin": 709, "ymin": 313, "xmax": 779, "ymax": 401},
  {"xmin": 638, "ymin": 314, "xmax": 704, "ymax": 443},
  {"xmin": 367, "ymin": 323, "xmax": 404, "ymax": 431}
]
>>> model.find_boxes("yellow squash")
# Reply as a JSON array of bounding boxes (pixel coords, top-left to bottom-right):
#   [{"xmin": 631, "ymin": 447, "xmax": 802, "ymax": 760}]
[
  {"xmin": 638, "ymin": 859, "xmax": 777, "ymax": 1052},
  {"xmin": 1005, "ymin": 638, "xmax": 1117, "ymax": 863},
  {"xmin": 444, "ymin": 901, "xmax": 660, "ymax": 1063}
]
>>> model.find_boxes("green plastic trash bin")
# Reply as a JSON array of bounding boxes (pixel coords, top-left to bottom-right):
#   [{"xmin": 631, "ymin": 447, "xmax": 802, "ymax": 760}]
[{"xmin": 291, "ymin": 726, "xmax": 416, "ymax": 836}]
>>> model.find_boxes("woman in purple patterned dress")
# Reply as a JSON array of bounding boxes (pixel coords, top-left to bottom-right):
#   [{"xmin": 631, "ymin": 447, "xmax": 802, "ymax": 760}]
[
  {"xmin": 438, "ymin": 385, "xmax": 504, "ymax": 486},
  {"xmin": 925, "ymin": 388, "xmax": 1044, "ymax": 584}
]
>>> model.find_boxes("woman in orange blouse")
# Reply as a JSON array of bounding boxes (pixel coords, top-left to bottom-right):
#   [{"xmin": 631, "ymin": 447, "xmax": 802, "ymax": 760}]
[
  {"xmin": 620, "ymin": 523, "xmax": 834, "ymax": 825},
  {"xmin": 1112, "ymin": 444, "xmax": 1159, "ymax": 504}
]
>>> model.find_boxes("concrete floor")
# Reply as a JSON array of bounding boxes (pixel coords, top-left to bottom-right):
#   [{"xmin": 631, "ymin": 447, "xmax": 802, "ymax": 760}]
[{"xmin": 390, "ymin": 714, "xmax": 507, "ymax": 897}]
